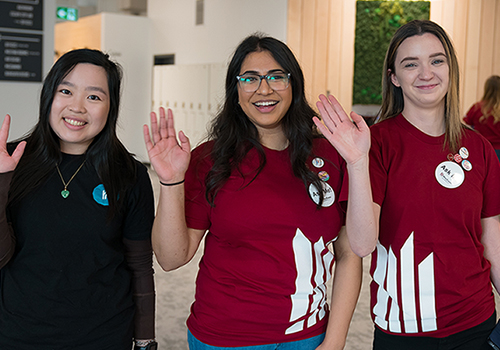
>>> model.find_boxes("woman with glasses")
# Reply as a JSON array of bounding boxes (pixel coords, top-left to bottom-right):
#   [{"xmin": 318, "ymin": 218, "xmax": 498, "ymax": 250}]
[
  {"xmin": 319, "ymin": 20, "xmax": 500, "ymax": 350},
  {"xmin": 144, "ymin": 34, "xmax": 373, "ymax": 349}
]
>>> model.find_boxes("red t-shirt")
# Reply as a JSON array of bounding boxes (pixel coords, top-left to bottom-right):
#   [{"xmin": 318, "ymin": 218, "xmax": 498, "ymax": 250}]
[
  {"xmin": 184, "ymin": 138, "xmax": 347, "ymax": 346},
  {"xmin": 464, "ymin": 101, "xmax": 500, "ymax": 149},
  {"xmin": 369, "ymin": 114, "xmax": 500, "ymax": 338}
]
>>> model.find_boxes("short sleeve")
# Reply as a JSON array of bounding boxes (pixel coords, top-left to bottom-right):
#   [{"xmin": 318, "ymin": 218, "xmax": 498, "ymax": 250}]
[
  {"xmin": 481, "ymin": 140, "xmax": 500, "ymax": 218},
  {"xmin": 185, "ymin": 143, "xmax": 212, "ymax": 230},
  {"xmin": 369, "ymin": 128, "xmax": 388, "ymax": 207},
  {"xmin": 122, "ymin": 162, "xmax": 155, "ymax": 241}
]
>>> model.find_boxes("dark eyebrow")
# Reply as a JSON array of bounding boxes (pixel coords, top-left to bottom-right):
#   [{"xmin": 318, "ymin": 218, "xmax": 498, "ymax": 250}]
[
  {"xmin": 399, "ymin": 52, "xmax": 447, "ymax": 64},
  {"xmin": 59, "ymin": 81, "xmax": 108, "ymax": 95},
  {"xmin": 240, "ymin": 69, "xmax": 286, "ymax": 75},
  {"xmin": 86, "ymin": 86, "xmax": 108, "ymax": 95}
]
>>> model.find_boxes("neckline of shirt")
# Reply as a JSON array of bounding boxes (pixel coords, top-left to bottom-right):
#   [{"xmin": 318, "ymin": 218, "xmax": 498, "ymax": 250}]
[{"xmin": 395, "ymin": 113, "xmax": 445, "ymax": 145}]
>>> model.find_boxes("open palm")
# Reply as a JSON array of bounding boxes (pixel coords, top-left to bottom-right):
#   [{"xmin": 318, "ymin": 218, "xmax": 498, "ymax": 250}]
[
  {"xmin": 0, "ymin": 115, "xmax": 26, "ymax": 173},
  {"xmin": 143, "ymin": 107, "xmax": 191, "ymax": 183},
  {"xmin": 313, "ymin": 94, "xmax": 370, "ymax": 165}
]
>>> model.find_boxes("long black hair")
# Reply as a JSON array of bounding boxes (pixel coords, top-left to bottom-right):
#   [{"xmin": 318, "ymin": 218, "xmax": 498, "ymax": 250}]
[
  {"xmin": 205, "ymin": 33, "xmax": 325, "ymax": 206},
  {"xmin": 8, "ymin": 49, "xmax": 136, "ymax": 218}
]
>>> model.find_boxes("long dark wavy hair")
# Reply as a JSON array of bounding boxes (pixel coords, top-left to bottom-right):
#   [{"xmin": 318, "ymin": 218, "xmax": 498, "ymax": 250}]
[
  {"xmin": 379, "ymin": 20, "xmax": 464, "ymax": 152},
  {"xmin": 8, "ymin": 49, "xmax": 136, "ymax": 218},
  {"xmin": 204, "ymin": 33, "xmax": 325, "ymax": 207}
]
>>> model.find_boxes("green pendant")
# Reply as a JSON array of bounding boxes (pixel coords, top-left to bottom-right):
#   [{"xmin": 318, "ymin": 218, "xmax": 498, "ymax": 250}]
[{"xmin": 61, "ymin": 189, "xmax": 70, "ymax": 198}]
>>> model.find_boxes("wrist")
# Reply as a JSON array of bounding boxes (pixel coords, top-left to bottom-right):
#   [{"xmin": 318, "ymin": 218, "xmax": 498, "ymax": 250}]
[
  {"xmin": 346, "ymin": 155, "xmax": 369, "ymax": 173},
  {"xmin": 159, "ymin": 179, "xmax": 184, "ymax": 186},
  {"xmin": 134, "ymin": 339, "xmax": 157, "ymax": 350}
]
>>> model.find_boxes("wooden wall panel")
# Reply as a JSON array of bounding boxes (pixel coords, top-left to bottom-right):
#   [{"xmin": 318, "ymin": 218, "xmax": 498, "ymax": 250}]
[
  {"xmin": 452, "ymin": 0, "xmax": 469, "ymax": 113},
  {"xmin": 326, "ymin": 0, "xmax": 343, "ymax": 100},
  {"xmin": 493, "ymin": 1, "xmax": 500, "ymax": 75},
  {"xmin": 287, "ymin": 0, "xmax": 355, "ymax": 111},
  {"xmin": 463, "ymin": 0, "xmax": 482, "ymax": 111},
  {"xmin": 311, "ymin": 0, "xmax": 330, "ymax": 102},
  {"xmin": 287, "ymin": 0, "xmax": 303, "ymax": 58},
  {"xmin": 300, "ymin": 0, "xmax": 317, "ymax": 103},
  {"xmin": 337, "ymin": 0, "xmax": 356, "ymax": 110},
  {"xmin": 287, "ymin": 0, "xmax": 500, "ymax": 114},
  {"xmin": 429, "ymin": 0, "xmax": 444, "ymax": 24},
  {"xmin": 54, "ymin": 14, "xmax": 102, "ymax": 58},
  {"xmin": 477, "ymin": 0, "xmax": 497, "ymax": 101}
]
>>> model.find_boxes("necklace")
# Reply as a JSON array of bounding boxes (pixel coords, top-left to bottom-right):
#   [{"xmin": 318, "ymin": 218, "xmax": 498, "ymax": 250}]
[{"xmin": 55, "ymin": 159, "xmax": 86, "ymax": 199}]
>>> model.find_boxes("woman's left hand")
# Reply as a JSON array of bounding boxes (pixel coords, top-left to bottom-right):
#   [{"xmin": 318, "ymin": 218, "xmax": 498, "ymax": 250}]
[
  {"xmin": 315, "ymin": 341, "xmax": 344, "ymax": 350},
  {"xmin": 313, "ymin": 94, "xmax": 370, "ymax": 165}
]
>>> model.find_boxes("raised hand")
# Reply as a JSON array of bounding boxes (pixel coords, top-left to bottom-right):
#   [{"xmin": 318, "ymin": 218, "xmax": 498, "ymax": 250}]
[
  {"xmin": 313, "ymin": 94, "xmax": 370, "ymax": 165},
  {"xmin": 143, "ymin": 107, "xmax": 191, "ymax": 183},
  {"xmin": 0, "ymin": 115, "xmax": 26, "ymax": 173}
]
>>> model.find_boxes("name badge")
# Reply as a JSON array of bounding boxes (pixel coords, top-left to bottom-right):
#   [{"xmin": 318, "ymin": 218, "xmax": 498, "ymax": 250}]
[
  {"xmin": 308, "ymin": 182, "xmax": 335, "ymax": 207},
  {"xmin": 435, "ymin": 161, "xmax": 464, "ymax": 189}
]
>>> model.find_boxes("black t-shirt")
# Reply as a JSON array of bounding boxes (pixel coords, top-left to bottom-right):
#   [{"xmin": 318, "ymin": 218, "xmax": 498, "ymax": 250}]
[{"xmin": 0, "ymin": 153, "xmax": 154, "ymax": 349}]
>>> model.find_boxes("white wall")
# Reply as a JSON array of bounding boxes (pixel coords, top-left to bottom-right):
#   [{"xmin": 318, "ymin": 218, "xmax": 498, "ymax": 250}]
[
  {"xmin": 4, "ymin": 0, "xmax": 289, "ymax": 150},
  {"xmin": 101, "ymin": 13, "xmax": 152, "ymax": 161},
  {"xmin": 147, "ymin": 0, "xmax": 289, "ymax": 147},
  {"xmin": 2, "ymin": 1, "xmax": 56, "ymax": 141},
  {"xmin": 148, "ymin": 0, "xmax": 288, "ymax": 65}
]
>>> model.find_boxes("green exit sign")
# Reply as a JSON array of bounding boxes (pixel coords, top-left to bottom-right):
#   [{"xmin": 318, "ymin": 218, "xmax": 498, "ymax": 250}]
[{"xmin": 56, "ymin": 7, "xmax": 78, "ymax": 21}]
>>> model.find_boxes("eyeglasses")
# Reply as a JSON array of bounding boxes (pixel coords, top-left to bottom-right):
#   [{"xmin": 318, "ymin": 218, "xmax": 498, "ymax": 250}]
[{"xmin": 236, "ymin": 72, "xmax": 291, "ymax": 93}]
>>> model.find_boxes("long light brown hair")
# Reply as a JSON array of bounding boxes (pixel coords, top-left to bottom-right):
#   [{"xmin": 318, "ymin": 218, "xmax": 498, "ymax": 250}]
[
  {"xmin": 378, "ymin": 20, "xmax": 464, "ymax": 152},
  {"xmin": 480, "ymin": 75, "xmax": 500, "ymax": 123}
]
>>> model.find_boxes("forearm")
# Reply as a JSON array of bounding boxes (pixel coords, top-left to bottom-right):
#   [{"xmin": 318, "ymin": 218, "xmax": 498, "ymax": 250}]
[
  {"xmin": 320, "ymin": 251, "xmax": 362, "ymax": 349},
  {"xmin": 0, "ymin": 172, "xmax": 15, "ymax": 269},
  {"xmin": 123, "ymin": 238, "xmax": 155, "ymax": 340},
  {"xmin": 345, "ymin": 157, "xmax": 378, "ymax": 257},
  {"xmin": 152, "ymin": 185, "xmax": 201, "ymax": 271},
  {"xmin": 481, "ymin": 216, "xmax": 500, "ymax": 293}
]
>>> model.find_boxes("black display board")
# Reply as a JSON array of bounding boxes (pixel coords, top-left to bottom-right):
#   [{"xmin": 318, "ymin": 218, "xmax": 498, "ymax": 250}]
[
  {"xmin": 0, "ymin": 0, "xmax": 43, "ymax": 30},
  {"xmin": 0, "ymin": 0, "xmax": 43, "ymax": 82}
]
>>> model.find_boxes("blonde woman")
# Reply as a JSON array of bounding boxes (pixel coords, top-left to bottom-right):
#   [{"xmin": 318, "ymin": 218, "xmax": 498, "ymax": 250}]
[
  {"xmin": 464, "ymin": 75, "xmax": 500, "ymax": 161},
  {"xmin": 317, "ymin": 20, "xmax": 500, "ymax": 350}
]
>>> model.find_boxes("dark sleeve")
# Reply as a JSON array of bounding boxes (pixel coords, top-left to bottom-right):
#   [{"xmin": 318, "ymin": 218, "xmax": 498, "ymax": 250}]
[
  {"xmin": 122, "ymin": 162, "xmax": 156, "ymax": 339},
  {"xmin": 123, "ymin": 237, "xmax": 155, "ymax": 339},
  {"xmin": 0, "ymin": 172, "xmax": 15, "ymax": 269}
]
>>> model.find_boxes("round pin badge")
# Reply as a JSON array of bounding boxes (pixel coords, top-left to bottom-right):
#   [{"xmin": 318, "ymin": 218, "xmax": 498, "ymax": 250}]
[
  {"xmin": 435, "ymin": 161, "xmax": 464, "ymax": 189},
  {"xmin": 312, "ymin": 157, "xmax": 324, "ymax": 168},
  {"xmin": 453, "ymin": 154, "xmax": 463, "ymax": 163},
  {"xmin": 447, "ymin": 153, "xmax": 454, "ymax": 161},
  {"xmin": 459, "ymin": 147, "xmax": 469, "ymax": 159},
  {"xmin": 308, "ymin": 182, "xmax": 335, "ymax": 207},
  {"xmin": 93, "ymin": 184, "xmax": 109, "ymax": 206},
  {"xmin": 318, "ymin": 171, "xmax": 330, "ymax": 181},
  {"xmin": 461, "ymin": 159, "xmax": 472, "ymax": 171}
]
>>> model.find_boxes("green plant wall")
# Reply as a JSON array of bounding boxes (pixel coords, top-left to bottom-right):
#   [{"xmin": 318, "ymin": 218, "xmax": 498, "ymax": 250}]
[{"xmin": 352, "ymin": 1, "xmax": 430, "ymax": 106}]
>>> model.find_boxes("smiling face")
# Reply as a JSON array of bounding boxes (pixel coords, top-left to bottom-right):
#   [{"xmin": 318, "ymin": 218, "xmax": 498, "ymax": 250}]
[
  {"xmin": 237, "ymin": 50, "xmax": 292, "ymax": 144},
  {"xmin": 391, "ymin": 33, "xmax": 450, "ymax": 114},
  {"xmin": 49, "ymin": 63, "xmax": 110, "ymax": 154}
]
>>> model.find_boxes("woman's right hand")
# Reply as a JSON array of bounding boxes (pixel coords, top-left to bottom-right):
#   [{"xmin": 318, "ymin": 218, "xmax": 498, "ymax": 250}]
[
  {"xmin": 0, "ymin": 115, "xmax": 26, "ymax": 174},
  {"xmin": 143, "ymin": 107, "xmax": 191, "ymax": 183},
  {"xmin": 313, "ymin": 94, "xmax": 370, "ymax": 166}
]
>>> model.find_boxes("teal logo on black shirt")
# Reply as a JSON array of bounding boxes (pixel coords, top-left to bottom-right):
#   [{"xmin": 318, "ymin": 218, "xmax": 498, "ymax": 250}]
[{"xmin": 93, "ymin": 184, "xmax": 109, "ymax": 206}]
